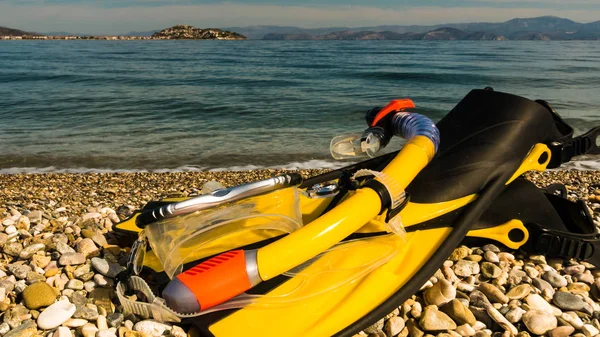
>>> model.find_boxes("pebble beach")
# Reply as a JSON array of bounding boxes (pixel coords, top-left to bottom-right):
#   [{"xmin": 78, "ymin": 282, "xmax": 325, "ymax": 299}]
[{"xmin": 1, "ymin": 169, "xmax": 600, "ymax": 337}]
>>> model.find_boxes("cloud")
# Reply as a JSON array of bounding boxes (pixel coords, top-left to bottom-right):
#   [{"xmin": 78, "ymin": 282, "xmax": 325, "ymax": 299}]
[{"xmin": 1, "ymin": 2, "xmax": 599, "ymax": 34}]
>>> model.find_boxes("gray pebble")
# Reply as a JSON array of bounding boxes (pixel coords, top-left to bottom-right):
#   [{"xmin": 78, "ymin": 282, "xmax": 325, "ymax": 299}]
[
  {"xmin": 74, "ymin": 307, "xmax": 99, "ymax": 321},
  {"xmin": 553, "ymin": 292, "xmax": 586, "ymax": 311},
  {"xmin": 7, "ymin": 264, "xmax": 31, "ymax": 280},
  {"xmin": 106, "ymin": 313, "xmax": 124, "ymax": 328},
  {"xmin": 55, "ymin": 241, "xmax": 76, "ymax": 254},
  {"xmin": 3, "ymin": 242, "xmax": 23, "ymax": 257},
  {"xmin": 533, "ymin": 277, "xmax": 556, "ymax": 297},
  {"xmin": 543, "ymin": 270, "xmax": 568, "ymax": 288},
  {"xmin": 91, "ymin": 258, "xmax": 125, "ymax": 278}
]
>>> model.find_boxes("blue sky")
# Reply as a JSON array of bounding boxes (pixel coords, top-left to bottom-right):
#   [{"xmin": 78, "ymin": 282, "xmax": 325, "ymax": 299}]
[{"xmin": 1, "ymin": 0, "xmax": 599, "ymax": 35}]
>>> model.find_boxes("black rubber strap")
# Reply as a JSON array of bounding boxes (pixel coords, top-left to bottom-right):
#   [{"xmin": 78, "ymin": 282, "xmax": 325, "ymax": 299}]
[{"xmin": 548, "ymin": 126, "xmax": 600, "ymax": 168}]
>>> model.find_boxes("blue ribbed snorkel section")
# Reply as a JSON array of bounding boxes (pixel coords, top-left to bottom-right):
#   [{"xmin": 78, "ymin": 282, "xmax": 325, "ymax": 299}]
[{"xmin": 391, "ymin": 112, "xmax": 440, "ymax": 152}]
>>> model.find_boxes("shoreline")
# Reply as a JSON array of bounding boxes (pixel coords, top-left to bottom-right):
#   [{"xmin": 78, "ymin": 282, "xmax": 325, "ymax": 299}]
[{"xmin": 1, "ymin": 169, "xmax": 599, "ymax": 218}]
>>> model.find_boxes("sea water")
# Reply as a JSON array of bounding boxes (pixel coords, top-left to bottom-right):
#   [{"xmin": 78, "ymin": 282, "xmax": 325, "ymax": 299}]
[{"xmin": 1, "ymin": 40, "xmax": 599, "ymax": 173}]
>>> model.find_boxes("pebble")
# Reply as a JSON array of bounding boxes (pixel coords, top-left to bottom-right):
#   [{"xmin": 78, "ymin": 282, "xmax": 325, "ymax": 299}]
[
  {"xmin": 55, "ymin": 326, "xmax": 72, "ymax": 337},
  {"xmin": 0, "ymin": 323, "xmax": 9, "ymax": 336},
  {"xmin": 91, "ymin": 258, "xmax": 125, "ymax": 278},
  {"xmin": 8, "ymin": 263, "xmax": 30, "ymax": 279},
  {"xmin": 441, "ymin": 299, "xmax": 477, "ymax": 326},
  {"xmin": 97, "ymin": 315, "xmax": 109, "ymax": 330},
  {"xmin": 133, "ymin": 320, "xmax": 172, "ymax": 337},
  {"xmin": 74, "ymin": 307, "xmax": 99, "ymax": 321},
  {"xmin": 22, "ymin": 282, "xmax": 56, "ymax": 309},
  {"xmin": 533, "ymin": 278, "xmax": 556, "ymax": 297},
  {"xmin": 522, "ymin": 310, "xmax": 558, "ymax": 335},
  {"xmin": 483, "ymin": 251, "xmax": 499, "ymax": 263},
  {"xmin": 506, "ymin": 284, "xmax": 531, "ymax": 300},
  {"xmin": 59, "ymin": 253, "xmax": 86, "ymax": 266},
  {"xmin": 419, "ymin": 305, "xmax": 457, "ymax": 331},
  {"xmin": 411, "ymin": 302, "xmax": 423, "ymax": 319},
  {"xmin": 454, "ymin": 260, "xmax": 480, "ymax": 277},
  {"xmin": 107, "ymin": 313, "xmax": 124, "ymax": 328},
  {"xmin": 19, "ymin": 243, "xmax": 45, "ymax": 260},
  {"xmin": 544, "ymin": 270, "xmax": 569, "ymax": 288},
  {"xmin": 37, "ymin": 299, "xmax": 76, "ymax": 330},
  {"xmin": 582, "ymin": 324, "xmax": 600, "ymax": 337},
  {"xmin": 56, "ymin": 241, "xmax": 76, "ymax": 254},
  {"xmin": 97, "ymin": 330, "xmax": 117, "ymax": 337},
  {"xmin": 455, "ymin": 324, "xmax": 475, "ymax": 337},
  {"xmin": 450, "ymin": 247, "xmax": 472, "ymax": 262},
  {"xmin": 561, "ymin": 311, "xmax": 585, "ymax": 329},
  {"xmin": 384, "ymin": 316, "xmax": 405, "ymax": 337},
  {"xmin": 553, "ymin": 291, "xmax": 586, "ymax": 311},
  {"xmin": 82, "ymin": 323, "xmax": 99, "ymax": 337},
  {"xmin": 478, "ymin": 283, "xmax": 508, "ymax": 304},
  {"xmin": 67, "ymin": 279, "xmax": 85, "ymax": 290},
  {"xmin": 482, "ymin": 244, "xmax": 500, "ymax": 253},
  {"xmin": 524, "ymin": 266, "xmax": 540, "ymax": 278},
  {"xmin": 424, "ymin": 279, "xmax": 456, "ymax": 307},
  {"xmin": 485, "ymin": 305, "xmax": 518, "ymax": 335},
  {"xmin": 481, "ymin": 262, "xmax": 502, "ymax": 279},
  {"xmin": 505, "ymin": 307, "xmax": 525, "ymax": 324},
  {"xmin": 77, "ymin": 238, "xmax": 99, "ymax": 257},
  {"xmin": 62, "ymin": 318, "xmax": 88, "ymax": 328},
  {"xmin": 574, "ymin": 273, "xmax": 594, "ymax": 284},
  {"xmin": 3, "ymin": 320, "xmax": 37, "ymax": 337},
  {"xmin": 564, "ymin": 265, "xmax": 586, "ymax": 275},
  {"xmin": 549, "ymin": 326, "xmax": 575, "ymax": 337}
]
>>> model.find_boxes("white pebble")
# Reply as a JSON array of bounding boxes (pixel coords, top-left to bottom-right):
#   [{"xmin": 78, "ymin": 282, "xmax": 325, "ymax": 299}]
[
  {"xmin": 4, "ymin": 225, "xmax": 16, "ymax": 235},
  {"xmin": 55, "ymin": 327, "xmax": 72, "ymax": 337},
  {"xmin": 97, "ymin": 315, "xmax": 108, "ymax": 330},
  {"xmin": 37, "ymin": 299, "xmax": 76, "ymax": 330}
]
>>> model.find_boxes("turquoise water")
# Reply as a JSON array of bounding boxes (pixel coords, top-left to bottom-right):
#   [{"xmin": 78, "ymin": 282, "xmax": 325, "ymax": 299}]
[{"xmin": 1, "ymin": 40, "xmax": 599, "ymax": 172}]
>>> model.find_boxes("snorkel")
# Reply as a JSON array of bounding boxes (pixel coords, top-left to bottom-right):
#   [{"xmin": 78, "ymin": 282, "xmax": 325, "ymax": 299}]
[{"xmin": 150, "ymin": 98, "xmax": 440, "ymax": 314}]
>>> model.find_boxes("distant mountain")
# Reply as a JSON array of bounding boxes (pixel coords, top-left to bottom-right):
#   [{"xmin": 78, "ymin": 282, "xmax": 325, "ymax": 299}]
[
  {"xmin": 0, "ymin": 26, "xmax": 38, "ymax": 36},
  {"xmin": 260, "ymin": 16, "xmax": 600, "ymax": 41},
  {"xmin": 6, "ymin": 16, "xmax": 600, "ymax": 41}
]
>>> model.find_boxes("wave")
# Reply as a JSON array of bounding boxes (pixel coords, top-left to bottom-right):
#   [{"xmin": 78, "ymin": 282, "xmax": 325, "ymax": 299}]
[
  {"xmin": 0, "ymin": 159, "xmax": 349, "ymax": 174},
  {"xmin": 2, "ymin": 157, "xmax": 599, "ymax": 175}
]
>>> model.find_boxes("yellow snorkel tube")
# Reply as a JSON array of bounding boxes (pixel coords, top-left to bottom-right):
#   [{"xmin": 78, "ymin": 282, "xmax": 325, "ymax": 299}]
[{"xmin": 159, "ymin": 99, "xmax": 441, "ymax": 314}]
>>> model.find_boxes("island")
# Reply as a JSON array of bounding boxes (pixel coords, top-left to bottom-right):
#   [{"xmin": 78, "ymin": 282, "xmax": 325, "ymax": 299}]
[{"xmin": 0, "ymin": 25, "xmax": 246, "ymax": 40}]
